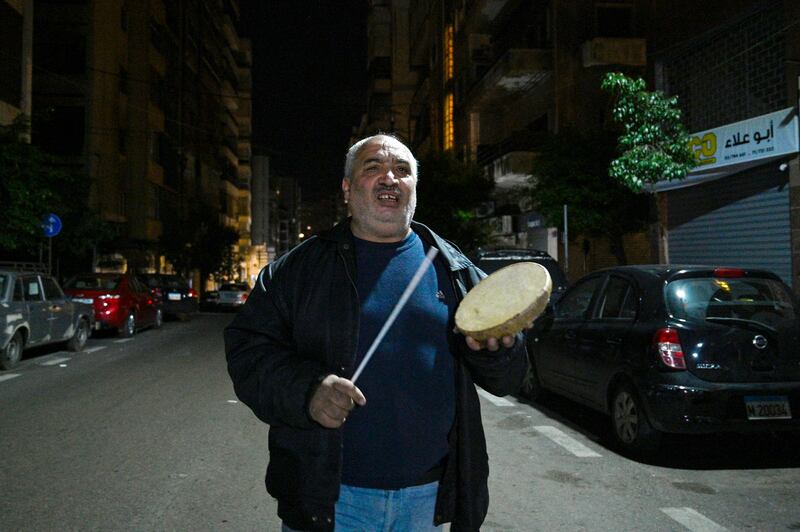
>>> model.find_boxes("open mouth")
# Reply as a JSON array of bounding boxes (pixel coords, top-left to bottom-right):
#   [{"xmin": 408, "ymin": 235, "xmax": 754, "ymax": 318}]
[{"xmin": 376, "ymin": 192, "xmax": 399, "ymax": 202}]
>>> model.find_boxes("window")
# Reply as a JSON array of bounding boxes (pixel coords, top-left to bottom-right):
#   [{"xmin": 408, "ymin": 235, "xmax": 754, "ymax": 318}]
[
  {"xmin": 597, "ymin": 276, "xmax": 636, "ymax": 319},
  {"xmin": 555, "ymin": 276, "xmax": 603, "ymax": 320},
  {"xmin": 118, "ymin": 129, "xmax": 127, "ymax": 154},
  {"xmin": 596, "ymin": 3, "xmax": 634, "ymax": 38},
  {"xmin": 119, "ymin": 67, "xmax": 128, "ymax": 94},
  {"xmin": 36, "ymin": 106, "xmax": 85, "ymax": 156},
  {"xmin": 42, "ymin": 277, "xmax": 64, "ymax": 300},
  {"xmin": 0, "ymin": 3, "xmax": 22, "ymax": 105},
  {"xmin": 23, "ymin": 277, "xmax": 43, "ymax": 301}
]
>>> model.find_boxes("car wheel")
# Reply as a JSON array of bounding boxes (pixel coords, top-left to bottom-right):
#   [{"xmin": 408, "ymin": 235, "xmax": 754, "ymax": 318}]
[
  {"xmin": 120, "ymin": 312, "xmax": 136, "ymax": 338},
  {"xmin": 67, "ymin": 318, "xmax": 90, "ymax": 352},
  {"xmin": 154, "ymin": 308, "xmax": 163, "ymax": 329},
  {"xmin": 519, "ymin": 351, "xmax": 545, "ymax": 401},
  {"xmin": 1, "ymin": 331, "xmax": 24, "ymax": 370},
  {"xmin": 610, "ymin": 383, "xmax": 662, "ymax": 457}
]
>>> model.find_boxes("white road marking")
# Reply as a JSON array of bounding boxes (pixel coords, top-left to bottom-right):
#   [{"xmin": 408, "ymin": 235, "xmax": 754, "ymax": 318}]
[
  {"xmin": 476, "ymin": 388, "xmax": 515, "ymax": 407},
  {"xmin": 661, "ymin": 507, "xmax": 727, "ymax": 532},
  {"xmin": 0, "ymin": 374, "xmax": 21, "ymax": 383},
  {"xmin": 84, "ymin": 346, "xmax": 107, "ymax": 353},
  {"xmin": 227, "ymin": 400, "xmax": 239, "ymax": 404},
  {"xmin": 39, "ymin": 356, "xmax": 71, "ymax": 366},
  {"xmin": 534, "ymin": 425, "xmax": 602, "ymax": 457},
  {"xmin": 113, "ymin": 339, "xmax": 133, "ymax": 344}
]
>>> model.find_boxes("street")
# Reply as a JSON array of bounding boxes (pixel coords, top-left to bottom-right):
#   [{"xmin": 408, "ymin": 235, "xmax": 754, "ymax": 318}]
[{"xmin": 1, "ymin": 313, "xmax": 799, "ymax": 531}]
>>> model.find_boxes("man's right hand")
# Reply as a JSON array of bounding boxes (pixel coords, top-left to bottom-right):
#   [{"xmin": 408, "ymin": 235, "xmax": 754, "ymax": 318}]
[{"xmin": 308, "ymin": 374, "xmax": 367, "ymax": 428}]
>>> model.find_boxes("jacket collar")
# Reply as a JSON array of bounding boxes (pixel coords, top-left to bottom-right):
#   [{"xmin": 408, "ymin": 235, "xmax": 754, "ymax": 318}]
[{"xmin": 318, "ymin": 218, "xmax": 471, "ymax": 271}]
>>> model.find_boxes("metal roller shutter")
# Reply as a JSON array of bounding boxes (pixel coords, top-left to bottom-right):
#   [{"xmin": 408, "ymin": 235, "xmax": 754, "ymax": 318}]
[{"xmin": 666, "ymin": 165, "xmax": 792, "ymax": 286}]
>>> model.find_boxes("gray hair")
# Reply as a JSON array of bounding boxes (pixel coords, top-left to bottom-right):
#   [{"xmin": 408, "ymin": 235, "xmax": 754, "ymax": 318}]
[{"xmin": 343, "ymin": 134, "xmax": 418, "ymax": 180}]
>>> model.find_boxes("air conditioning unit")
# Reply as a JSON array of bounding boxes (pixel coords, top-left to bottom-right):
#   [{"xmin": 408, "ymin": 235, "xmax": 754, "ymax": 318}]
[
  {"xmin": 487, "ymin": 215, "xmax": 513, "ymax": 235},
  {"xmin": 474, "ymin": 201, "xmax": 495, "ymax": 218}
]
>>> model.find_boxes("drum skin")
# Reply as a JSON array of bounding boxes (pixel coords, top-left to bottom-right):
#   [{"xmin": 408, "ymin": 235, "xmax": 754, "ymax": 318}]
[{"xmin": 455, "ymin": 262, "xmax": 552, "ymax": 341}]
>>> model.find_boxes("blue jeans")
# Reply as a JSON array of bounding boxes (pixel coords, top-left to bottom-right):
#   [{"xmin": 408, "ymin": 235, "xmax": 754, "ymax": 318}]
[{"xmin": 282, "ymin": 481, "xmax": 444, "ymax": 531}]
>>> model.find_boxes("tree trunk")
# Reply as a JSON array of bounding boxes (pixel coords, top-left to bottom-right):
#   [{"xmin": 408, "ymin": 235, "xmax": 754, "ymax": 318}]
[{"xmin": 608, "ymin": 232, "xmax": 628, "ymax": 265}]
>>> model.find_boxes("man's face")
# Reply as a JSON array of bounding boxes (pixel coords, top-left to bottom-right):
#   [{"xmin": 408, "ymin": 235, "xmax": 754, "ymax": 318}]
[{"xmin": 342, "ymin": 137, "xmax": 417, "ymax": 242}]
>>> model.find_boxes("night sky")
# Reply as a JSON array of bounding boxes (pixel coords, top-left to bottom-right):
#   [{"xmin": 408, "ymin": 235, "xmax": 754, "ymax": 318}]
[{"xmin": 240, "ymin": 2, "xmax": 368, "ymax": 201}]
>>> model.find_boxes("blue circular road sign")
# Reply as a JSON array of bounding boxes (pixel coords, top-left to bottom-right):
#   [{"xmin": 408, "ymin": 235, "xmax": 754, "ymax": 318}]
[{"xmin": 42, "ymin": 213, "xmax": 62, "ymax": 237}]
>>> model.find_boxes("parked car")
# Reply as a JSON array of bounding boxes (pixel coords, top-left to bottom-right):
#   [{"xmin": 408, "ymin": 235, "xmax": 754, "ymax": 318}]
[
  {"xmin": 200, "ymin": 290, "xmax": 220, "ymax": 311},
  {"xmin": 472, "ymin": 249, "xmax": 569, "ymax": 304},
  {"xmin": 138, "ymin": 273, "xmax": 198, "ymax": 319},
  {"xmin": 216, "ymin": 282, "xmax": 250, "ymax": 309},
  {"xmin": 62, "ymin": 273, "xmax": 162, "ymax": 337},
  {"xmin": 523, "ymin": 265, "xmax": 800, "ymax": 457},
  {"xmin": 0, "ymin": 269, "xmax": 95, "ymax": 370}
]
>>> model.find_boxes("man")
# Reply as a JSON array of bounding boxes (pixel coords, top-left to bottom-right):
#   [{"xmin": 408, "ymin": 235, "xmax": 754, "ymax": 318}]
[{"xmin": 225, "ymin": 134, "xmax": 528, "ymax": 531}]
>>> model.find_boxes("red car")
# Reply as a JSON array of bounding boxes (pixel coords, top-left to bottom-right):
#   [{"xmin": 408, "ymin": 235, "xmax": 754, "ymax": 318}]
[{"xmin": 63, "ymin": 273, "xmax": 163, "ymax": 337}]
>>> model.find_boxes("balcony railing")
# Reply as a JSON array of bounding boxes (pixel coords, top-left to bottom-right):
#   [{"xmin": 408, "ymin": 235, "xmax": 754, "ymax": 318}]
[{"xmin": 467, "ymin": 48, "xmax": 552, "ymax": 107}]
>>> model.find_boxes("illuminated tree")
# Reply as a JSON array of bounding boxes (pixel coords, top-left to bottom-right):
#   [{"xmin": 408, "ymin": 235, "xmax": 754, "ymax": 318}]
[{"xmin": 601, "ymin": 72, "xmax": 695, "ymax": 191}]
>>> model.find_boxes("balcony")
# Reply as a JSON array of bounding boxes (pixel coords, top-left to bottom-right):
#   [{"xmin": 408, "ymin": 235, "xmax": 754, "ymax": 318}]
[
  {"xmin": 486, "ymin": 151, "xmax": 536, "ymax": 189},
  {"xmin": 581, "ymin": 38, "xmax": 647, "ymax": 67},
  {"xmin": 467, "ymin": 48, "xmax": 552, "ymax": 108}
]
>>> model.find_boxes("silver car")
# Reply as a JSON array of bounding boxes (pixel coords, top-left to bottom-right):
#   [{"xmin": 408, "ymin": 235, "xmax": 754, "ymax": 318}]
[
  {"xmin": 0, "ymin": 269, "xmax": 95, "ymax": 370},
  {"xmin": 217, "ymin": 282, "xmax": 250, "ymax": 309}
]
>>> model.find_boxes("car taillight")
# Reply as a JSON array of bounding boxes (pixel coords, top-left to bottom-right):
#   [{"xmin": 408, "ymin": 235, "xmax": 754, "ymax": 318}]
[
  {"xmin": 713, "ymin": 267, "xmax": 744, "ymax": 278},
  {"xmin": 188, "ymin": 288, "xmax": 198, "ymax": 299},
  {"xmin": 654, "ymin": 327, "xmax": 686, "ymax": 370},
  {"xmin": 240, "ymin": 292, "xmax": 248, "ymax": 302}
]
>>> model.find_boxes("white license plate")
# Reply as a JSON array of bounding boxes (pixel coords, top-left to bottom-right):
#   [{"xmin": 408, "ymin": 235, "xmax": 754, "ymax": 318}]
[
  {"xmin": 167, "ymin": 293, "xmax": 182, "ymax": 301},
  {"xmin": 73, "ymin": 298, "xmax": 93, "ymax": 304},
  {"xmin": 744, "ymin": 396, "xmax": 792, "ymax": 420}
]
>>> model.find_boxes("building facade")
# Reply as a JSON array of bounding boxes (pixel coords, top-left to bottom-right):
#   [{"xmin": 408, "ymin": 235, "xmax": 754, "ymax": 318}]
[
  {"xmin": 359, "ymin": 0, "xmax": 800, "ymax": 290},
  {"xmin": 0, "ymin": 0, "xmax": 32, "ymax": 133},
  {"xmin": 31, "ymin": 0, "xmax": 255, "ymax": 286},
  {"xmin": 651, "ymin": 0, "xmax": 800, "ymax": 290}
]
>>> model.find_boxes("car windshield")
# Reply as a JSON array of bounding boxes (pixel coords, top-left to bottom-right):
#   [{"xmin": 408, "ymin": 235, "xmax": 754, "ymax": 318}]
[
  {"xmin": 478, "ymin": 257, "xmax": 568, "ymax": 287},
  {"xmin": 220, "ymin": 283, "xmax": 248, "ymax": 291},
  {"xmin": 666, "ymin": 276, "xmax": 796, "ymax": 328},
  {"xmin": 143, "ymin": 275, "xmax": 185, "ymax": 289},
  {"xmin": 65, "ymin": 275, "xmax": 121, "ymax": 290}
]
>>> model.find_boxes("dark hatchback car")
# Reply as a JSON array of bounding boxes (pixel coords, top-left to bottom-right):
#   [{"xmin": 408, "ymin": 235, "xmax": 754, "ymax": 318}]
[
  {"xmin": 472, "ymin": 249, "xmax": 569, "ymax": 304},
  {"xmin": 523, "ymin": 265, "xmax": 800, "ymax": 457},
  {"xmin": 139, "ymin": 274, "xmax": 198, "ymax": 319}
]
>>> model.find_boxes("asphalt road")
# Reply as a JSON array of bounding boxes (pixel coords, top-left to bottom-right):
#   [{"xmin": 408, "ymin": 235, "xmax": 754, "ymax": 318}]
[{"xmin": 1, "ymin": 313, "xmax": 799, "ymax": 531}]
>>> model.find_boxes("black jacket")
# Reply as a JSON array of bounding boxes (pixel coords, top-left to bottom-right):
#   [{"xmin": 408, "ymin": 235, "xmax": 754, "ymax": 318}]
[{"xmin": 224, "ymin": 220, "xmax": 528, "ymax": 531}]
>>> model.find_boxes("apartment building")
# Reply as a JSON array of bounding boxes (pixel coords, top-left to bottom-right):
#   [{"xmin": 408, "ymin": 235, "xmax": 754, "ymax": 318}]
[
  {"xmin": 359, "ymin": 1, "xmax": 800, "ymax": 290},
  {"xmin": 31, "ymin": 0, "xmax": 255, "ymax": 284},
  {"xmin": 359, "ymin": 0, "xmax": 653, "ymax": 272},
  {"xmin": 0, "ymin": 0, "xmax": 32, "ymax": 131}
]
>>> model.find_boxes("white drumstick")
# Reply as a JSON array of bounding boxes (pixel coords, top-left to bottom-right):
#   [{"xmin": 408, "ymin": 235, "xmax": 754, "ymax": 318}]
[{"xmin": 351, "ymin": 246, "xmax": 439, "ymax": 383}]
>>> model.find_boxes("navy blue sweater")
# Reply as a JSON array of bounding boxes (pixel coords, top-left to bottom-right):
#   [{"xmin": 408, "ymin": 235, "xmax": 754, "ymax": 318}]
[{"xmin": 341, "ymin": 231, "xmax": 456, "ymax": 489}]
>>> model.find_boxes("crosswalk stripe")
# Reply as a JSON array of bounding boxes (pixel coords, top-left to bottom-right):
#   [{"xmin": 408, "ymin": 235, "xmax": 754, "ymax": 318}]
[
  {"xmin": 661, "ymin": 507, "xmax": 727, "ymax": 532},
  {"xmin": 476, "ymin": 388, "xmax": 515, "ymax": 407},
  {"xmin": 0, "ymin": 374, "xmax": 21, "ymax": 383},
  {"xmin": 39, "ymin": 356, "xmax": 71, "ymax": 366},
  {"xmin": 534, "ymin": 425, "xmax": 602, "ymax": 457}
]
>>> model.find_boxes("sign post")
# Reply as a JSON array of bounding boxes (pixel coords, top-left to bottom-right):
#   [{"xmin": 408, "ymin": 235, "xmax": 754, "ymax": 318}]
[{"xmin": 41, "ymin": 213, "xmax": 62, "ymax": 275}]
